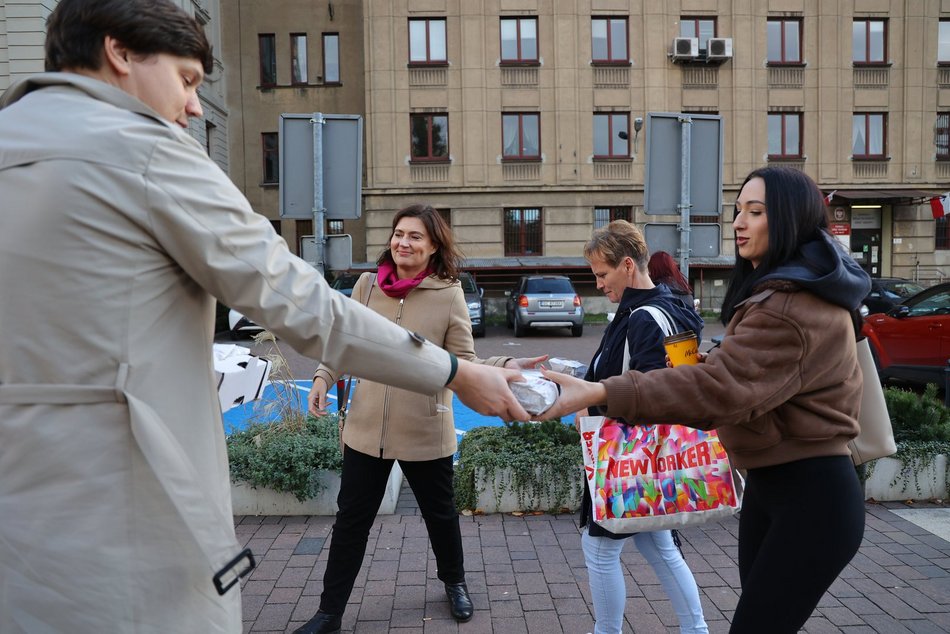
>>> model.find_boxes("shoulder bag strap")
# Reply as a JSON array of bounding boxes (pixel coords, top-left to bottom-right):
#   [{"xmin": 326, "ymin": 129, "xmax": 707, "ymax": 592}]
[{"xmin": 621, "ymin": 304, "xmax": 678, "ymax": 370}]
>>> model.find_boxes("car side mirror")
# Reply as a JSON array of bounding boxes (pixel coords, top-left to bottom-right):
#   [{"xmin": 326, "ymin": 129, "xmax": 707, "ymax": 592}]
[
  {"xmin": 478, "ymin": 287, "xmax": 484, "ymax": 298},
  {"xmin": 504, "ymin": 290, "xmax": 511, "ymax": 297},
  {"xmin": 888, "ymin": 305, "xmax": 911, "ymax": 319}
]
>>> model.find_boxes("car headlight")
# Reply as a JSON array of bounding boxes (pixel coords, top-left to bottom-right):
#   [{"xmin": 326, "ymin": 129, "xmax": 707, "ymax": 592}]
[{"xmin": 467, "ymin": 301, "xmax": 481, "ymax": 311}]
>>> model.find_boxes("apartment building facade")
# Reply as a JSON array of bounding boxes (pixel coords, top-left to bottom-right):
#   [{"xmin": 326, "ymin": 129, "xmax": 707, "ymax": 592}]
[
  {"xmin": 357, "ymin": 0, "xmax": 949, "ymax": 307},
  {"xmin": 221, "ymin": 0, "xmax": 367, "ymax": 259},
  {"xmin": 0, "ymin": 0, "xmax": 230, "ymax": 172}
]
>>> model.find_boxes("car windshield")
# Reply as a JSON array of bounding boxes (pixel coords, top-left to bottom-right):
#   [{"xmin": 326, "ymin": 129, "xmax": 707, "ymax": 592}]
[
  {"xmin": 459, "ymin": 274, "xmax": 478, "ymax": 294},
  {"xmin": 525, "ymin": 278, "xmax": 574, "ymax": 294},
  {"xmin": 908, "ymin": 289, "xmax": 950, "ymax": 317},
  {"xmin": 880, "ymin": 280, "xmax": 924, "ymax": 299}
]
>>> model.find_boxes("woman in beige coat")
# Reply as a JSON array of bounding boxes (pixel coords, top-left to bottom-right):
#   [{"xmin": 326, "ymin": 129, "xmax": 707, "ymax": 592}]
[{"xmin": 297, "ymin": 205, "xmax": 543, "ymax": 634}]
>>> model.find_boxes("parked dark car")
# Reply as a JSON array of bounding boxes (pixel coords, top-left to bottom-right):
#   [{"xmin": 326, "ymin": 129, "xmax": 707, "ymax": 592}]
[
  {"xmin": 862, "ymin": 277, "xmax": 925, "ymax": 315},
  {"xmin": 459, "ymin": 271, "xmax": 486, "ymax": 338},
  {"xmin": 862, "ymin": 282, "xmax": 950, "ymax": 386},
  {"xmin": 331, "ymin": 272, "xmax": 361, "ymax": 297},
  {"xmin": 505, "ymin": 275, "xmax": 584, "ymax": 337}
]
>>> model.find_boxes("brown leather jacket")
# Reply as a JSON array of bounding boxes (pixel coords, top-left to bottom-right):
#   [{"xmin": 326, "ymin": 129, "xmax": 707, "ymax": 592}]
[
  {"xmin": 315, "ymin": 272, "xmax": 511, "ymax": 460},
  {"xmin": 601, "ymin": 281, "xmax": 862, "ymax": 469}
]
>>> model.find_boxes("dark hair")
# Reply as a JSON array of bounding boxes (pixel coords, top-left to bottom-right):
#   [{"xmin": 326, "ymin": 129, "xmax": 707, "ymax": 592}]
[
  {"xmin": 648, "ymin": 251, "xmax": 690, "ymax": 294},
  {"xmin": 583, "ymin": 220, "xmax": 649, "ymax": 272},
  {"xmin": 377, "ymin": 204, "xmax": 461, "ymax": 281},
  {"xmin": 45, "ymin": 0, "xmax": 213, "ymax": 75},
  {"xmin": 720, "ymin": 166, "xmax": 829, "ymax": 324}
]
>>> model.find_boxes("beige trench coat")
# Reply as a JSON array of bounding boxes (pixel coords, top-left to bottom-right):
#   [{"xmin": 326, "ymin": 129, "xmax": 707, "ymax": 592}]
[
  {"xmin": 0, "ymin": 74, "xmax": 452, "ymax": 633},
  {"xmin": 314, "ymin": 273, "xmax": 511, "ymax": 460}
]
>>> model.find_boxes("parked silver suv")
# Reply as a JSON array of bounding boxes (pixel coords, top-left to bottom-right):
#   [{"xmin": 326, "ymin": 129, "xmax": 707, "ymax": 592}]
[{"xmin": 505, "ymin": 275, "xmax": 584, "ymax": 337}]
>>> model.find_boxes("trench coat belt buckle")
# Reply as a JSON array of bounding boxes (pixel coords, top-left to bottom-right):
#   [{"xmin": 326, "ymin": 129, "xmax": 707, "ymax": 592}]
[{"xmin": 0, "ymin": 370, "xmax": 257, "ymax": 595}]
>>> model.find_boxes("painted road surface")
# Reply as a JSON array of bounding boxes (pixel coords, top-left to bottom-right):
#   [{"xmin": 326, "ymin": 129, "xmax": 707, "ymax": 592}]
[{"xmin": 222, "ymin": 380, "xmax": 575, "ymax": 441}]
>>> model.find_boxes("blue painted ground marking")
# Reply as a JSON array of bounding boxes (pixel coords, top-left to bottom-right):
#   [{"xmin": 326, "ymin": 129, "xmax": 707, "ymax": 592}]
[{"xmin": 222, "ymin": 380, "xmax": 573, "ymax": 440}]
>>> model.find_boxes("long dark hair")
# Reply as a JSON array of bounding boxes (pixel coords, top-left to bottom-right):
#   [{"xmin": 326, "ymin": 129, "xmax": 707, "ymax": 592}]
[
  {"xmin": 377, "ymin": 204, "xmax": 461, "ymax": 281},
  {"xmin": 648, "ymin": 251, "xmax": 690, "ymax": 294},
  {"xmin": 720, "ymin": 167, "xmax": 829, "ymax": 324}
]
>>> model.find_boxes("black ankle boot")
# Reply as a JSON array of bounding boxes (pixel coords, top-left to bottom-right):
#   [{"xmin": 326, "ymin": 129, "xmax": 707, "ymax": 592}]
[
  {"xmin": 293, "ymin": 610, "xmax": 342, "ymax": 634},
  {"xmin": 444, "ymin": 582, "xmax": 474, "ymax": 622}
]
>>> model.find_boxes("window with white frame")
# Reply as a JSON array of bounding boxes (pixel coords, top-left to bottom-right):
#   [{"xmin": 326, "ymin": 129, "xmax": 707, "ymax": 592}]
[
  {"xmin": 940, "ymin": 21, "xmax": 950, "ymax": 64},
  {"xmin": 852, "ymin": 113, "xmax": 886, "ymax": 158},
  {"xmin": 767, "ymin": 113, "xmax": 802, "ymax": 158},
  {"xmin": 593, "ymin": 113, "xmax": 629, "ymax": 158},
  {"xmin": 767, "ymin": 18, "xmax": 801, "ymax": 64},
  {"xmin": 500, "ymin": 17, "xmax": 538, "ymax": 63},
  {"xmin": 591, "ymin": 17, "xmax": 628, "ymax": 63},
  {"xmin": 853, "ymin": 19, "xmax": 886, "ymax": 64},
  {"xmin": 409, "ymin": 18, "xmax": 447, "ymax": 64},
  {"xmin": 290, "ymin": 34, "xmax": 307, "ymax": 85}
]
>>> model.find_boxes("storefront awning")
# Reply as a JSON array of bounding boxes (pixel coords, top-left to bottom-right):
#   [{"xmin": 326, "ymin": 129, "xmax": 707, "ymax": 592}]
[{"xmin": 830, "ymin": 189, "xmax": 940, "ymax": 204}]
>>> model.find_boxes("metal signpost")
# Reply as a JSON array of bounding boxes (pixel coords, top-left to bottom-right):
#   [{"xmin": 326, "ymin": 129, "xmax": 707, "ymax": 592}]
[
  {"xmin": 643, "ymin": 113, "xmax": 723, "ymax": 278},
  {"xmin": 278, "ymin": 113, "xmax": 363, "ymax": 274}
]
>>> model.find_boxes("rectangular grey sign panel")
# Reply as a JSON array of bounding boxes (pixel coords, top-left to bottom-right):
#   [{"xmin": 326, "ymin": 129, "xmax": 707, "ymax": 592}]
[
  {"xmin": 279, "ymin": 114, "xmax": 316, "ymax": 219},
  {"xmin": 643, "ymin": 113, "xmax": 723, "ymax": 216},
  {"xmin": 644, "ymin": 223, "xmax": 721, "ymax": 258}
]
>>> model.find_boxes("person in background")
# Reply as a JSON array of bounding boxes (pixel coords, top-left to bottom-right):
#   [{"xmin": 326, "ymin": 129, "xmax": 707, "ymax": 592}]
[
  {"xmin": 298, "ymin": 204, "xmax": 545, "ymax": 634},
  {"xmin": 0, "ymin": 3, "xmax": 530, "ymax": 632},
  {"xmin": 578, "ymin": 221, "xmax": 708, "ymax": 634},
  {"xmin": 543, "ymin": 166, "xmax": 871, "ymax": 633},
  {"xmin": 648, "ymin": 250, "xmax": 697, "ymax": 312}
]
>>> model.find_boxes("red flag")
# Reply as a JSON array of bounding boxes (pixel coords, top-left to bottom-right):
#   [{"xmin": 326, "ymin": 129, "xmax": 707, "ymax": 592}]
[
  {"xmin": 824, "ymin": 190, "xmax": 837, "ymax": 206},
  {"xmin": 931, "ymin": 193, "xmax": 950, "ymax": 219}
]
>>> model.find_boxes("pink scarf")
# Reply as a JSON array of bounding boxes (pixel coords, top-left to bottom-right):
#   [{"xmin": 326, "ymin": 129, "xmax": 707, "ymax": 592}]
[{"xmin": 376, "ymin": 260, "xmax": 432, "ymax": 299}]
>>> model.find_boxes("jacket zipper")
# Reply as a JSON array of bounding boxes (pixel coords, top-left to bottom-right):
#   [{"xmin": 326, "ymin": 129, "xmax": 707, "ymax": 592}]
[{"xmin": 379, "ymin": 297, "xmax": 406, "ymax": 457}]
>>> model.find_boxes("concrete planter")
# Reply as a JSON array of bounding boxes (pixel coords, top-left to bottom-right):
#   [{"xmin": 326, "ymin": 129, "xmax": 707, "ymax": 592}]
[
  {"xmin": 473, "ymin": 466, "xmax": 583, "ymax": 514},
  {"xmin": 231, "ymin": 463, "xmax": 404, "ymax": 515},
  {"xmin": 864, "ymin": 454, "xmax": 949, "ymax": 502}
]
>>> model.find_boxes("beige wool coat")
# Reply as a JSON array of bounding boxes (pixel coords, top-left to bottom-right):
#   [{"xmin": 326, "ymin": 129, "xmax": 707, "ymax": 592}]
[
  {"xmin": 0, "ymin": 74, "xmax": 454, "ymax": 633},
  {"xmin": 314, "ymin": 273, "xmax": 511, "ymax": 460}
]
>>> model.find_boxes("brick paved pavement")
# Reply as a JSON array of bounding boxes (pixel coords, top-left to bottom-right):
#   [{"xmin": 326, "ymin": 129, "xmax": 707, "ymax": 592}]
[{"xmin": 236, "ymin": 485, "xmax": 950, "ymax": 633}]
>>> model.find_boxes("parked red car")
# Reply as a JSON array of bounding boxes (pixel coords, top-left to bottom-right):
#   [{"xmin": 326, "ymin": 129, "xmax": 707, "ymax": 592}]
[{"xmin": 862, "ymin": 282, "xmax": 950, "ymax": 386}]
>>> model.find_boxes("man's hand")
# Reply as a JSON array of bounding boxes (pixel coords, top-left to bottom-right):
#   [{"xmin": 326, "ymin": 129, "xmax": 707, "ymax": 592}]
[
  {"xmin": 308, "ymin": 377, "xmax": 330, "ymax": 416},
  {"xmin": 537, "ymin": 368, "xmax": 608, "ymax": 420},
  {"xmin": 448, "ymin": 359, "xmax": 530, "ymax": 421}
]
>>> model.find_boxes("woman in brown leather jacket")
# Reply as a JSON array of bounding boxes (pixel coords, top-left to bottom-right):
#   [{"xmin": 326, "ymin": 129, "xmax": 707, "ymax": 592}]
[{"xmin": 543, "ymin": 167, "xmax": 872, "ymax": 633}]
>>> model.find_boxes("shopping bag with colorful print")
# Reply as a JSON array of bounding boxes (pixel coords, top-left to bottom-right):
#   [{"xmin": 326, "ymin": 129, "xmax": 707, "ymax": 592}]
[{"xmin": 580, "ymin": 416, "xmax": 741, "ymax": 533}]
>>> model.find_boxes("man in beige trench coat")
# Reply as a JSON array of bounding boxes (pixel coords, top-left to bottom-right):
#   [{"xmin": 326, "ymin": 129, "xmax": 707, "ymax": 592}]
[{"xmin": 0, "ymin": 1, "xmax": 530, "ymax": 632}]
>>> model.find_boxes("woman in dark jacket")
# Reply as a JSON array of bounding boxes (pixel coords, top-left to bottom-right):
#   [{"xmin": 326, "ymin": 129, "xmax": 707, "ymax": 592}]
[
  {"xmin": 579, "ymin": 221, "xmax": 708, "ymax": 634},
  {"xmin": 545, "ymin": 167, "xmax": 871, "ymax": 633}
]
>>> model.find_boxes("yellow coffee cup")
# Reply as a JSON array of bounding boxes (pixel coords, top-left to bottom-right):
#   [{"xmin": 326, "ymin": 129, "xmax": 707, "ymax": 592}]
[{"xmin": 664, "ymin": 330, "xmax": 699, "ymax": 367}]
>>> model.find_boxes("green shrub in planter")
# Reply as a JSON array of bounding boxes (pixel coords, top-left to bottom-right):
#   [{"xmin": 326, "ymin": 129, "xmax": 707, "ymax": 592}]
[
  {"xmin": 454, "ymin": 419, "xmax": 583, "ymax": 513},
  {"xmin": 227, "ymin": 415, "xmax": 343, "ymax": 502},
  {"xmin": 875, "ymin": 384, "xmax": 950, "ymax": 496}
]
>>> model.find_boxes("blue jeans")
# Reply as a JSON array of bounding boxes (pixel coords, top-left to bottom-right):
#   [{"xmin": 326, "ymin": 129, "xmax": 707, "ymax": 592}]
[{"xmin": 582, "ymin": 529, "xmax": 708, "ymax": 634}]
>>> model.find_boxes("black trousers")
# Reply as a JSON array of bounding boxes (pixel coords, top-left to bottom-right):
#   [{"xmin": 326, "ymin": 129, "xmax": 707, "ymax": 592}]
[
  {"xmin": 319, "ymin": 445, "xmax": 464, "ymax": 615},
  {"xmin": 730, "ymin": 455, "xmax": 865, "ymax": 633}
]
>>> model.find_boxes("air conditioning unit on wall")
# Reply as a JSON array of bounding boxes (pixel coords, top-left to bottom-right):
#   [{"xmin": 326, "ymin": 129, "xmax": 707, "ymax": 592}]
[
  {"xmin": 706, "ymin": 38, "xmax": 733, "ymax": 60},
  {"xmin": 672, "ymin": 37, "xmax": 699, "ymax": 60}
]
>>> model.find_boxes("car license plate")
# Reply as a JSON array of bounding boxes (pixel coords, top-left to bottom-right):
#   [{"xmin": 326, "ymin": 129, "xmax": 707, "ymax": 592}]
[{"xmin": 539, "ymin": 300, "xmax": 562, "ymax": 308}]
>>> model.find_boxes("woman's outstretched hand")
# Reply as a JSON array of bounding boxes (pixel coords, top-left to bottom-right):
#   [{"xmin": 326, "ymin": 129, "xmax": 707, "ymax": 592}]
[
  {"xmin": 537, "ymin": 368, "xmax": 607, "ymax": 420},
  {"xmin": 504, "ymin": 354, "xmax": 549, "ymax": 370}
]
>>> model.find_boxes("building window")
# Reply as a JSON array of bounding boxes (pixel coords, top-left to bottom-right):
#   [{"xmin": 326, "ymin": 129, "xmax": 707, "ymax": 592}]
[
  {"xmin": 270, "ymin": 220, "xmax": 282, "ymax": 235},
  {"xmin": 326, "ymin": 220, "xmax": 344, "ymax": 235},
  {"xmin": 437, "ymin": 208, "xmax": 451, "ymax": 227},
  {"xmin": 593, "ymin": 113, "xmax": 629, "ymax": 158},
  {"xmin": 937, "ymin": 217, "xmax": 950, "ymax": 250},
  {"xmin": 504, "ymin": 208, "xmax": 543, "ymax": 256},
  {"xmin": 767, "ymin": 18, "xmax": 801, "ymax": 64},
  {"xmin": 205, "ymin": 121, "xmax": 216, "ymax": 157},
  {"xmin": 593, "ymin": 207, "xmax": 631, "ymax": 229},
  {"xmin": 502, "ymin": 113, "xmax": 540, "ymax": 160},
  {"xmin": 262, "ymin": 132, "xmax": 279, "ymax": 184},
  {"xmin": 290, "ymin": 34, "xmax": 308, "ymax": 85},
  {"xmin": 500, "ymin": 17, "xmax": 538, "ymax": 64},
  {"xmin": 409, "ymin": 18, "xmax": 447, "ymax": 64},
  {"xmin": 591, "ymin": 17, "xmax": 628, "ymax": 64},
  {"xmin": 941, "ymin": 21, "xmax": 950, "ymax": 64},
  {"xmin": 937, "ymin": 113, "xmax": 950, "ymax": 159},
  {"xmin": 767, "ymin": 113, "xmax": 802, "ymax": 158},
  {"xmin": 852, "ymin": 113, "xmax": 886, "ymax": 159},
  {"xmin": 853, "ymin": 19, "xmax": 886, "ymax": 64},
  {"xmin": 680, "ymin": 17, "xmax": 716, "ymax": 54},
  {"xmin": 323, "ymin": 33, "xmax": 340, "ymax": 84},
  {"xmin": 259, "ymin": 34, "xmax": 277, "ymax": 87},
  {"xmin": 410, "ymin": 113, "xmax": 449, "ymax": 161}
]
